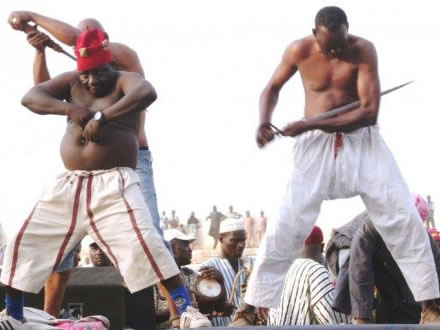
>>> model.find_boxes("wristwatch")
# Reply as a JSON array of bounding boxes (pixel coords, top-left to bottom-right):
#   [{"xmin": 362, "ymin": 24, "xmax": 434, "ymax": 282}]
[{"xmin": 94, "ymin": 111, "xmax": 107, "ymax": 125}]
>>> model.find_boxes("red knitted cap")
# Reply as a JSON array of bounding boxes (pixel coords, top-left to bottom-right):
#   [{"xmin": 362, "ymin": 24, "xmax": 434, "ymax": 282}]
[
  {"xmin": 305, "ymin": 226, "xmax": 324, "ymax": 245},
  {"xmin": 75, "ymin": 28, "xmax": 112, "ymax": 71}
]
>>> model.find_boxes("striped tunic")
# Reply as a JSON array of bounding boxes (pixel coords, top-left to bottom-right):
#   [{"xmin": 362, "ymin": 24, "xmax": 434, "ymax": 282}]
[
  {"xmin": 269, "ymin": 258, "xmax": 349, "ymax": 326},
  {"xmin": 200, "ymin": 256, "xmax": 255, "ymax": 327}
]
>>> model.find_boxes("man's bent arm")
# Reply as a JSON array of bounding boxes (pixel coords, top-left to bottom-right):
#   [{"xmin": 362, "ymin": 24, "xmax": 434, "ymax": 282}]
[
  {"xmin": 10, "ymin": 11, "xmax": 79, "ymax": 46},
  {"xmin": 306, "ymin": 42, "xmax": 380, "ymax": 133},
  {"xmin": 102, "ymin": 73, "xmax": 157, "ymax": 121},
  {"xmin": 110, "ymin": 42, "xmax": 145, "ymax": 77},
  {"xmin": 260, "ymin": 43, "xmax": 299, "ymax": 125},
  {"xmin": 22, "ymin": 72, "xmax": 74, "ymax": 115},
  {"xmin": 33, "ymin": 49, "xmax": 50, "ymax": 84},
  {"xmin": 26, "ymin": 29, "xmax": 51, "ymax": 84}
]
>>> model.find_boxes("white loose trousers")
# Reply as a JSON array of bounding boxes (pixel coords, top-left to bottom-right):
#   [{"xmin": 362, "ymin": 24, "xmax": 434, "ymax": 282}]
[
  {"xmin": 1, "ymin": 167, "xmax": 179, "ymax": 293},
  {"xmin": 245, "ymin": 126, "xmax": 439, "ymax": 308}
]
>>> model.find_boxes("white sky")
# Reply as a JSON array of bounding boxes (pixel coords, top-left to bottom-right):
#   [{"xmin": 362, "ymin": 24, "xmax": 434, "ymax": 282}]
[{"xmin": 0, "ymin": 0, "xmax": 439, "ymax": 242}]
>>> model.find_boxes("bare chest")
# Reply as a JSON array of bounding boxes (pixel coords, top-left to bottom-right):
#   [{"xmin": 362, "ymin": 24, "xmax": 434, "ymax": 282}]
[
  {"xmin": 69, "ymin": 83, "xmax": 122, "ymax": 112},
  {"xmin": 299, "ymin": 54, "xmax": 358, "ymax": 93}
]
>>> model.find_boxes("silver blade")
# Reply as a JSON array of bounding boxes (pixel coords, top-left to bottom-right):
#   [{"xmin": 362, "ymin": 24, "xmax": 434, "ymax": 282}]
[{"xmin": 307, "ymin": 80, "xmax": 414, "ymax": 122}]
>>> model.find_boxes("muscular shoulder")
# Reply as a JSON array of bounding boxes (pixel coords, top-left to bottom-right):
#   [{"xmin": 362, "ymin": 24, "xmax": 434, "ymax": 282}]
[
  {"xmin": 114, "ymin": 70, "xmax": 146, "ymax": 87},
  {"xmin": 349, "ymin": 35, "xmax": 377, "ymax": 64},
  {"xmin": 116, "ymin": 70, "xmax": 144, "ymax": 80},
  {"xmin": 110, "ymin": 42, "xmax": 145, "ymax": 76},
  {"xmin": 283, "ymin": 36, "xmax": 314, "ymax": 64},
  {"xmin": 44, "ymin": 70, "xmax": 80, "ymax": 90}
]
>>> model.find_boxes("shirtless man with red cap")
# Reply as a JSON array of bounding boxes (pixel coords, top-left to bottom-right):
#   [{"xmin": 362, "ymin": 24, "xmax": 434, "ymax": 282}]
[
  {"xmin": 0, "ymin": 28, "xmax": 210, "ymax": 329},
  {"xmin": 8, "ymin": 10, "xmax": 180, "ymax": 324}
]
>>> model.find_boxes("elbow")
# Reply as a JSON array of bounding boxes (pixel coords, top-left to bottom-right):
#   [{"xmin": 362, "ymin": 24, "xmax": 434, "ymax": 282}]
[
  {"xmin": 66, "ymin": 30, "xmax": 80, "ymax": 46},
  {"xmin": 361, "ymin": 103, "xmax": 378, "ymax": 126},
  {"xmin": 366, "ymin": 109, "xmax": 378, "ymax": 126},
  {"xmin": 21, "ymin": 92, "xmax": 32, "ymax": 109},
  {"xmin": 21, "ymin": 88, "xmax": 42, "ymax": 114},
  {"xmin": 140, "ymin": 84, "xmax": 157, "ymax": 109}
]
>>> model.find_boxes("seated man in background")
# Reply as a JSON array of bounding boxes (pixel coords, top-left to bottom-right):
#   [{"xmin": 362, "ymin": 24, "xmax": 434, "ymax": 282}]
[
  {"xmin": 89, "ymin": 243, "xmax": 112, "ymax": 267},
  {"xmin": 268, "ymin": 226, "xmax": 350, "ymax": 326},
  {"xmin": 155, "ymin": 229, "xmax": 226, "ymax": 328},
  {"xmin": 200, "ymin": 218, "xmax": 254, "ymax": 327},
  {"xmin": 333, "ymin": 195, "xmax": 440, "ymax": 324}
]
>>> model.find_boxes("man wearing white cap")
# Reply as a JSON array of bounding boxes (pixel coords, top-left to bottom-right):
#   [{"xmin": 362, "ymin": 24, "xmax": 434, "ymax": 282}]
[
  {"xmin": 199, "ymin": 218, "xmax": 255, "ymax": 326},
  {"xmin": 155, "ymin": 229, "xmax": 206, "ymax": 328}
]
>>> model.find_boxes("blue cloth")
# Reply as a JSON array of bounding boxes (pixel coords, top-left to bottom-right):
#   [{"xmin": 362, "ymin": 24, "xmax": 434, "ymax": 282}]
[
  {"xmin": 136, "ymin": 149, "xmax": 172, "ymax": 253},
  {"xmin": 169, "ymin": 284, "xmax": 192, "ymax": 315},
  {"xmin": 56, "ymin": 242, "xmax": 80, "ymax": 273},
  {"xmin": 5, "ymin": 294, "xmax": 24, "ymax": 320}
]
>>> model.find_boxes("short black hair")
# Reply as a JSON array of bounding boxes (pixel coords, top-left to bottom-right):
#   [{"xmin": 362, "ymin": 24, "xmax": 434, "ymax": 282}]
[{"xmin": 315, "ymin": 6, "xmax": 348, "ymax": 32}]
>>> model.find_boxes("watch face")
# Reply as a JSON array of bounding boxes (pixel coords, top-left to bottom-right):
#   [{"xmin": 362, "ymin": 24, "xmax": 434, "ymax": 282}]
[{"xmin": 94, "ymin": 112, "xmax": 102, "ymax": 121}]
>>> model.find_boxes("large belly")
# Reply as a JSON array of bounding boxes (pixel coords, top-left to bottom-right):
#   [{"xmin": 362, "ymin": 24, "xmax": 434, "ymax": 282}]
[{"xmin": 60, "ymin": 122, "xmax": 139, "ymax": 171}]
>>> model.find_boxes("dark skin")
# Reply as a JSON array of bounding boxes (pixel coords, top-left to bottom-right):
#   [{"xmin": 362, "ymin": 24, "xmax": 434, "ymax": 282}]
[
  {"xmin": 254, "ymin": 20, "xmax": 440, "ymax": 317},
  {"xmin": 156, "ymin": 239, "xmax": 233, "ymax": 319},
  {"xmin": 257, "ymin": 23, "xmax": 380, "ymax": 147},
  {"xmin": 200, "ymin": 231, "xmax": 247, "ymax": 317},
  {"xmin": 253, "ymin": 20, "xmax": 381, "ymax": 318},
  {"xmin": 89, "ymin": 243, "xmax": 112, "ymax": 267},
  {"xmin": 156, "ymin": 239, "xmax": 194, "ymax": 322},
  {"xmin": 298, "ymin": 243, "xmax": 324, "ymax": 263},
  {"xmin": 218, "ymin": 230, "xmax": 247, "ymax": 271},
  {"xmin": 21, "ymin": 64, "xmax": 155, "ymax": 171},
  {"xmin": 8, "ymin": 12, "xmax": 148, "ymax": 147},
  {"xmin": 16, "ymin": 13, "xmax": 184, "ymax": 320},
  {"xmin": 5, "ymin": 63, "xmax": 185, "ymax": 318},
  {"xmin": 23, "ymin": 26, "xmax": 150, "ymax": 318},
  {"xmin": 172, "ymin": 239, "xmax": 193, "ymax": 268}
]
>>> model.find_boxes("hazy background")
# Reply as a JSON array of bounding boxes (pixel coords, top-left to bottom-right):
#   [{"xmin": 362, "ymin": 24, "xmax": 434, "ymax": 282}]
[{"xmin": 0, "ymin": 0, "xmax": 438, "ymax": 242}]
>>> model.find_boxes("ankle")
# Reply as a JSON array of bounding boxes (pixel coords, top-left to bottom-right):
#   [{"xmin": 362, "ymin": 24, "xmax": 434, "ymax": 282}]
[
  {"xmin": 169, "ymin": 285, "xmax": 192, "ymax": 315},
  {"xmin": 5, "ymin": 294, "xmax": 24, "ymax": 321},
  {"xmin": 422, "ymin": 300, "xmax": 438, "ymax": 312}
]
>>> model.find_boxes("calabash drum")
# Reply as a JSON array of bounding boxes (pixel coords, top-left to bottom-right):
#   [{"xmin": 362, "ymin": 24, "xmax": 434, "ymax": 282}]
[{"xmin": 194, "ymin": 278, "xmax": 226, "ymax": 314}]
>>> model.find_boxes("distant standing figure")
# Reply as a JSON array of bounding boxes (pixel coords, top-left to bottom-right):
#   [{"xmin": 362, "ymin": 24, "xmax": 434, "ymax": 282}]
[
  {"xmin": 206, "ymin": 206, "xmax": 226, "ymax": 249},
  {"xmin": 160, "ymin": 211, "xmax": 169, "ymax": 231},
  {"xmin": 187, "ymin": 212, "xmax": 202, "ymax": 249},
  {"xmin": 169, "ymin": 210, "xmax": 180, "ymax": 229},
  {"xmin": 256, "ymin": 211, "xmax": 268, "ymax": 247},
  {"xmin": 243, "ymin": 211, "xmax": 255, "ymax": 248},
  {"xmin": 225, "ymin": 206, "xmax": 242, "ymax": 219}
]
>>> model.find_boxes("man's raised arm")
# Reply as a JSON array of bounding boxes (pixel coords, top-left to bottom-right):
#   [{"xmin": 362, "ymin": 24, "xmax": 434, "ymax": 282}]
[
  {"xmin": 9, "ymin": 11, "xmax": 79, "ymax": 46},
  {"xmin": 26, "ymin": 29, "xmax": 51, "ymax": 84}
]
